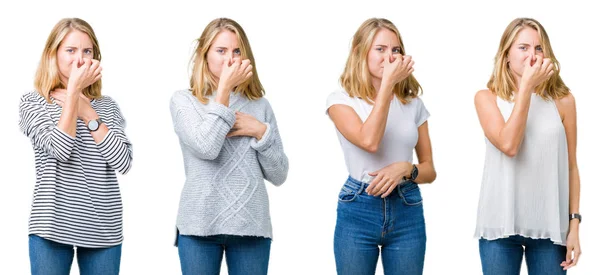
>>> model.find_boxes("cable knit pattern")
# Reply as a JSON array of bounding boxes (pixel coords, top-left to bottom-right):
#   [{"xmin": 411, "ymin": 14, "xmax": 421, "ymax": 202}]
[{"xmin": 170, "ymin": 90, "xmax": 288, "ymax": 241}]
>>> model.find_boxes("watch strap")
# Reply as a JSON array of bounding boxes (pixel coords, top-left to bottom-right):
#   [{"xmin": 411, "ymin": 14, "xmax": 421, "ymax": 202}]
[{"xmin": 569, "ymin": 213, "xmax": 582, "ymax": 223}]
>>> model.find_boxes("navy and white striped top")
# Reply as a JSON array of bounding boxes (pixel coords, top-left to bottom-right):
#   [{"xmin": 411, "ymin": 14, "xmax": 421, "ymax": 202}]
[{"xmin": 18, "ymin": 91, "xmax": 133, "ymax": 248}]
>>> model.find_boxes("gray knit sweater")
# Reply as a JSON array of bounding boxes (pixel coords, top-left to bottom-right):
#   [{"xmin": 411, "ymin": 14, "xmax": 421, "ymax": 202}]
[{"xmin": 170, "ymin": 90, "xmax": 288, "ymax": 240}]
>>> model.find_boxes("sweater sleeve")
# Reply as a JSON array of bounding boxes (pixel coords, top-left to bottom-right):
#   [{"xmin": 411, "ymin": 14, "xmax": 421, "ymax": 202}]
[
  {"xmin": 18, "ymin": 93, "xmax": 75, "ymax": 162},
  {"xmin": 96, "ymin": 97, "xmax": 133, "ymax": 175},
  {"xmin": 250, "ymin": 99, "xmax": 289, "ymax": 186},
  {"xmin": 170, "ymin": 91, "xmax": 236, "ymax": 160}
]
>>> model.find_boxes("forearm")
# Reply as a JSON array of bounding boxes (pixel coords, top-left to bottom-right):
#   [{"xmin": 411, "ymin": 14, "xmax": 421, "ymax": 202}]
[
  {"xmin": 414, "ymin": 161, "xmax": 436, "ymax": 184},
  {"xmin": 498, "ymin": 86, "xmax": 532, "ymax": 155},
  {"xmin": 172, "ymin": 106, "xmax": 234, "ymax": 160},
  {"xmin": 96, "ymin": 128, "xmax": 133, "ymax": 174},
  {"xmin": 215, "ymin": 85, "xmax": 232, "ymax": 107},
  {"xmin": 79, "ymin": 110, "xmax": 109, "ymax": 144},
  {"xmin": 57, "ymin": 89, "xmax": 80, "ymax": 138},
  {"xmin": 359, "ymin": 82, "xmax": 393, "ymax": 151},
  {"xmin": 569, "ymin": 166, "xmax": 581, "ymax": 215},
  {"xmin": 252, "ymin": 123, "xmax": 288, "ymax": 186},
  {"xmin": 258, "ymin": 150, "xmax": 289, "ymax": 186}
]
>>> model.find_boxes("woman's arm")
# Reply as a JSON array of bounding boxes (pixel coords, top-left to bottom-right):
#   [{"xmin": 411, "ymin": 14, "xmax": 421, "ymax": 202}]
[
  {"xmin": 19, "ymin": 93, "xmax": 76, "ymax": 162},
  {"xmin": 557, "ymin": 93, "xmax": 581, "ymax": 270},
  {"xmin": 328, "ymin": 84, "xmax": 395, "ymax": 153},
  {"xmin": 170, "ymin": 91, "xmax": 235, "ymax": 160},
  {"xmin": 413, "ymin": 121, "xmax": 436, "ymax": 184},
  {"xmin": 474, "ymin": 88, "xmax": 532, "ymax": 157},
  {"xmin": 93, "ymin": 98, "xmax": 133, "ymax": 175},
  {"xmin": 366, "ymin": 121, "xmax": 436, "ymax": 197},
  {"xmin": 250, "ymin": 101, "xmax": 288, "ymax": 186}
]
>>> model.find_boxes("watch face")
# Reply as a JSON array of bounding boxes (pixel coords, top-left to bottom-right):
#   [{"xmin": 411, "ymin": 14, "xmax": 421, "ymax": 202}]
[{"xmin": 88, "ymin": 120, "xmax": 99, "ymax": 131}]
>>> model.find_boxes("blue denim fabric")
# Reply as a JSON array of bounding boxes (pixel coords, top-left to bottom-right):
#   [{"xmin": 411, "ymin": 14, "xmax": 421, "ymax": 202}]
[
  {"xmin": 177, "ymin": 234, "xmax": 271, "ymax": 275},
  {"xmin": 29, "ymin": 234, "xmax": 121, "ymax": 275},
  {"xmin": 479, "ymin": 235, "xmax": 567, "ymax": 275},
  {"xmin": 334, "ymin": 176, "xmax": 427, "ymax": 275}
]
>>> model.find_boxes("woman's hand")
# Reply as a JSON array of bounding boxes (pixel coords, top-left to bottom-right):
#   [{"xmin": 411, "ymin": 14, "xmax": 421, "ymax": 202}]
[
  {"xmin": 365, "ymin": 161, "xmax": 413, "ymax": 198},
  {"xmin": 67, "ymin": 57, "xmax": 102, "ymax": 92},
  {"xmin": 521, "ymin": 54, "xmax": 553, "ymax": 89},
  {"xmin": 561, "ymin": 225, "xmax": 581, "ymax": 270},
  {"xmin": 218, "ymin": 58, "xmax": 253, "ymax": 94},
  {"xmin": 382, "ymin": 54, "xmax": 414, "ymax": 88},
  {"xmin": 227, "ymin": 111, "xmax": 267, "ymax": 140}
]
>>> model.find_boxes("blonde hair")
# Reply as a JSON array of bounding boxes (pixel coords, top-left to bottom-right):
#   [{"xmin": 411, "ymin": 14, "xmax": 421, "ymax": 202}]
[
  {"xmin": 34, "ymin": 18, "xmax": 102, "ymax": 102},
  {"xmin": 189, "ymin": 18, "xmax": 264, "ymax": 104},
  {"xmin": 340, "ymin": 18, "xmax": 422, "ymax": 104},
  {"xmin": 487, "ymin": 17, "xmax": 569, "ymax": 101}
]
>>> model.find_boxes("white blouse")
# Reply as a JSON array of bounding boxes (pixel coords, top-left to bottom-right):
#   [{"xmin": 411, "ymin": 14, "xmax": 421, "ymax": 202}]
[{"xmin": 475, "ymin": 94, "xmax": 570, "ymax": 245}]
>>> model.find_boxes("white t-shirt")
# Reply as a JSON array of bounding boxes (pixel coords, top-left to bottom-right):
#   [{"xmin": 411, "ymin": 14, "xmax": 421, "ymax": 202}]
[{"xmin": 325, "ymin": 90, "xmax": 430, "ymax": 182}]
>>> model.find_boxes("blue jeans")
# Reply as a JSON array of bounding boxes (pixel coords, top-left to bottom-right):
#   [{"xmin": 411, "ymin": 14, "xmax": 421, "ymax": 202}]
[
  {"xmin": 334, "ymin": 176, "xmax": 427, "ymax": 275},
  {"xmin": 29, "ymin": 234, "xmax": 121, "ymax": 275},
  {"xmin": 479, "ymin": 235, "xmax": 567, "ymax": 275},
  {"xmin": 177, "ymin": 233, "xmax": 271, "ymax": 275}
]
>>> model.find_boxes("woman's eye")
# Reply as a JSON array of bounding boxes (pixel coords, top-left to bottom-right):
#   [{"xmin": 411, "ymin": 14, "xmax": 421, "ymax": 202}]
[
  {"xmin": 536, "ymin": 46, "xmax": 543, "ymax": 52},
  {"xmin": 233, "ymin": 49, "xmax": 241, "ymax": 55}
]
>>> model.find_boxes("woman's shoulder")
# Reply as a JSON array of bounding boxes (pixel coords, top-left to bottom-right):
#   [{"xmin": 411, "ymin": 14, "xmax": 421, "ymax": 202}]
[
  {"xmin": 474, "ymin": 89, "xmax": 500, "ymax": 106},
  {"xmin": 474, "ymin": 89, "xmax": 495, "ymax": 100},
  {"xmin": 171, "ymin": 89, "xmax": 194, "ymax": 100},
  {"xmin": 326, "ymin": 89, "xmax": 355, "ymax": 107},
  {"xmin": 554, "ymin": 91, "xmax": 575, "ymax": 119},
  {"xmin": 170, "ymin": 89, "xmax": 198, "ymax": 107},
  {"xmin": 95, "ymin": 94, "xmax": 121, "ymax": 108},
  {"xmin": 20, "ymin": 91, "xmax": 45, "ymax": 104},
  {"xmin": 246, "ymin": 96, "xmax": 274, "ymax": 114},
  {"xmin": 555, "ymin": 91, "xmax": 575, "ymax": 106}
]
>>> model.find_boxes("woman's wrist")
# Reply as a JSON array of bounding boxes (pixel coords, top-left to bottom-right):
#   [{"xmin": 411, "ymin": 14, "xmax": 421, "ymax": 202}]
[
  {"xmin": 254, "ymin": 122, "xmax": 267, "ymax": 140},
  {"xmin": 569, "ymin": 219, "xmax": 580, "ymax": 232}
]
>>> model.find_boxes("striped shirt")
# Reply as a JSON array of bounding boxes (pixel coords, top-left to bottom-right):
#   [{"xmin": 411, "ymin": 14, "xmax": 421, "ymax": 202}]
[{"xmin": 18, "ymin": 91, "xmax": 133, "ymax": 248}]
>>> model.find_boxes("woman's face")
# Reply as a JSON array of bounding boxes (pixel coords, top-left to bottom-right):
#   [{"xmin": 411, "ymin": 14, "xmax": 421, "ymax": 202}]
[
  {"xmin": 507, "ymin": 26, "xmax": 545, "ymax": 78},
  {"xmin": 367, "ymin": 28, "xmax": 402, "ymax": 81},
  {"xmin": 206, "ymin": 30, "xmax": 241, "ymax": 80},
  {"xmin": 56, "ymin": 29, "xmax": 94, "ymax": 84}
]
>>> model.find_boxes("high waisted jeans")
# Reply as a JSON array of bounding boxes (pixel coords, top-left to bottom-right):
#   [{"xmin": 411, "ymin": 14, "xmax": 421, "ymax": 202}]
[{"xmin": 334, "ymin": 176, "xmax": 427, "ymax": 275}]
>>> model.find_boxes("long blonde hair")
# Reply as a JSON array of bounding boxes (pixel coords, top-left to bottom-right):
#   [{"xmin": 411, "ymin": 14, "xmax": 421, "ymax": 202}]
[
  {"xmin": 189, "ymin": 18, "xmax": 264, "ymax": 104},
  {"xmin": 34, "ymin": 18, "xmax": 102, "ymax": 102},
  {"xmin": 488, "ymin": 18, "xmax": 569, "ymax": 101},
  {"xmin": 340, "ymin": 18, "xmax": 422, "ymax": 104}
]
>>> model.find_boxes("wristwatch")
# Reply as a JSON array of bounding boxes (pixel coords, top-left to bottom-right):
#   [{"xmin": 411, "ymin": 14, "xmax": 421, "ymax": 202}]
[
  {"xmin": 403, "ymin": 164, "xmax": 419, "ymax": 181},
  {"xmin": 87, "ymin": 118, "xmax": 103, "ymax": 132},
  {"xmin": 569, "ymin": 213, "xmax": 582, "ymax": 223}
]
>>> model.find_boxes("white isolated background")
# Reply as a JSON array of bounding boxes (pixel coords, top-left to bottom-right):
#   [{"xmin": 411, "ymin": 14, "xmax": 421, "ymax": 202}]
[{"xmin": 1, "ymin": 0, "xmax": 598, "ymax": 274}]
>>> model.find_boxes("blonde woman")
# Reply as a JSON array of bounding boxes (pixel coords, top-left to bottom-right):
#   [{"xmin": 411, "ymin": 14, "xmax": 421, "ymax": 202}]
[
  {"xmin": 18, "ymin": 18, "xmax": 132, "ymax": 274},
  {"xmin": 326, "ymin": 18, "xmax": 436, "ymax": 274},
  {"xmin": 474, "ymin": 18, "xmax": 581, "ymax": 274},
  {"xmin": 170, "ymin": 18, "xmax": 289, "ymax": 275}
]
